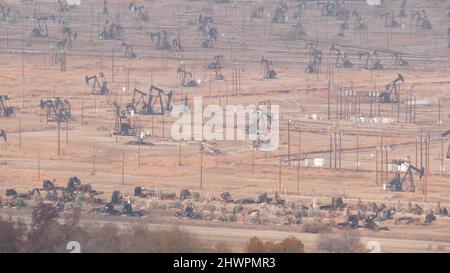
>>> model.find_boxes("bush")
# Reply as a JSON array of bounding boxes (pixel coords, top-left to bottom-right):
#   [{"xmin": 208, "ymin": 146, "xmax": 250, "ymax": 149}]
[
  {"xmin": 316, "ymin": 231, "xmax": 365, "ymax": 253},
  {"xmin": 246, "ymin": 236, "xmax": 304, "ymax": 253},
  {"xmin": 301, "ymin": 222, "xmax": 331, "ymax": 234}
]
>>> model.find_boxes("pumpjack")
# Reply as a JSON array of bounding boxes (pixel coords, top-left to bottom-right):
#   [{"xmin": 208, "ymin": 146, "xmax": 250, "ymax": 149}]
[
  {"xmin": 412, "ymin": 10, "xmax": 432, "ymax": 30},
  {"xmin": 272, "ymin": 1, "xmax": 288, "ymax": 24},
  {"xmin": 393, "ymin": 52, "xmax": 408, "ymax": 66},
  {"xmin": 99, "ymin": 20, "xmax": 123, "ymax": 40},
  {"xmin": 177, "ymin": 66, "xmax": 198, "ymax": 87},
  {"xmin": 0, "ymin": 95, "xmax": 14, "ymax": 117},
  {"xmin": 378, "ymin": 74, "xmax": 404, "ymax": 103},
  {"xmin": 113, "ymin": 102, "xmax": 136, "ymax": 136},
  {"xmin": 261, "ymin": 57, "xmax": 277, "ymax": 79},
  {"xmin": 359, "ymin": 50, "xmax": 383, "ymax": 71},
  {"xmin": 58, "ymin": 20, "xmax": 77, "ymax": 47},
  {"xmin": 53, "ymin": 48, "xmax": 67, "ymax": 71},
  {"xmin": 121, "ymin": 42, "xmax": 138, "ymax": 59},
  {"xmin": 0, "ymin": 4, "xmax": 18, "ymax": 23},
  {"xmin": 0, "ymin": 129, "xmax": 6, "ymax": 145},
  {"xmin": 446, "ymin": 143, "xmax": 450, "ymax": 159},
  {"xmin": 85, "ymin": 73, "xmax": 110, "ymax": 95},
  {"xmin": 127, "ymin": 86, "xmax": 173, "ymax": 115},
  {"xmin": 352, "ymin": 10, "xmax": 366, "ymax": 30},
  {"xmin": 330, "ymin": 45, "xmax": 352, "ymax": 68},
  {"xmin": 150, "ymin": 31, "xmax": 171, "ymax": 50},
  {"xmin": 381, "ymin": 11, "xmax": 399, "ymax": 28},
  {"xmin": 250, "ymin": 5, "xmax": 264, "ymax": 18},
  {"xmin": 128, "ymin": 1, "xmax": 149, "ymax": 22},
  {"xmin": 305, "ymin": 44, "xmax": 323, "ymax": 74},
  {"xmin": 384, "ymin": 159, "xmax": 424, "ymax": 192},
  {"xmin": 208, "ymin": 55, "xmax": 225, "ymax": 80},
  {"xmin": 198, "ymin": 15, "xmax": 218, "ymax": 48},
  {"xmin": 40, "ymin": 97, "xmax": 72, "ymax": 123},
  {"xmin": 32, "ymin": 14, "xmax": 56, "ymax": 38}
]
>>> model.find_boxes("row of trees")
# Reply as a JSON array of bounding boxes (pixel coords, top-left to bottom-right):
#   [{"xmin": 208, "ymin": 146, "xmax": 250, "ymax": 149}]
[{"xmin": 0, "ymin": 202, "xmax": 364, "ymax": 253}]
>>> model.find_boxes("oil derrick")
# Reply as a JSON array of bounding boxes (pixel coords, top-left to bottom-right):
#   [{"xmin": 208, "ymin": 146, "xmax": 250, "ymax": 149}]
[
  {"xmin": 381, "ymin": 11, "xmax": 399, "ymax": 28},
  {"xmin": 393, "ymin": 52, "xmax": 408, "ymax": 66},
  {"xmin": 150, "ymin": 30, "xmax": 171, "ymax": 50},
  {"xmin": 448, "ymin": 27, "xmax": 450, "ymax": 48},
  {"xmin": 352, "ymin": 10, "xmax": 366, "ymax": 30},
  {"xmin": 378, "ymin": 74, "xmax": 404, "ymax": 103},
  {"xmin": 272, "ymin": 1, "xmax": 288, "ymax": 23},
  {"xmin": 102, "ymin": 0, "xmax": 108, "ymax": 15},
  {"xmin": 208, "ymin": 55, "xmax": 225, "ymax": 80},
  {"xmin": 127, "ymin": 86, "xmax": 173, "ymax": 115},
  {"xmin": 250, "ymin": 5, "xmax": 264, "ymax": 18},
  {"xmin": 0, "ymin": 95, "xmax": 14, "ymax": 117},
  {"xmin": 0, "ymin": 4, "xmax": 18, "ymax": 23},
  {"xmin": 330, "ymin": 45, "xmax": 352, "ymax": 68},
  {"xmin": 113, "ymin": 102, "xmax": 136, "ymax": 136},
  {"xmin": 292, "ymin": 4, "xmax": 306, "ymax": 38},
  {"xmin": 198, "ymin": 15, "xmax": 218, "ymax": 48},
  {"xmin": 53, "ymin": 47, "xmax": 67, "ymax": 71},
  {"xmin": 359, "ymin": 50, "xmax": 383, "ymax": 71},
  {"xmin": 305, "ymin": 43, "xmax": 323, "ymax": 74},
  {"xmin": 177, "ymin": 66, "xmax": 198, "ymax": 87},
  {"xmin": 58, "ymin": 20, "xmax": 77, "ymax": 48},
  {"xmin": 31, "ymin": 14, "xmax": 56, "ymax": 38},
  {"xmin": 121, "ymin": 42, "xmax": 138, "ymax": 59},
  {"xmin": 128, "ymin": 1, "xmax": 149, "ymax": 22},
  {"xmin": 384, "ymin": 159, "xmax": 424, "ymax": 192},
  {"xmin": 171, "ymin": 35, "xmax": 182, "ymax": 52},
  {"xmin": 99, "ymin": 20, "xmax": 123, "ymax": 40},
  {"xmin": 40, "ymin": 97, "xmax": 72, "ymax": 123},
  {"xmin": 412, "ymin": 10, "xmax": 432, "ymax": 30},
  {"xmin": 261, "ymin": 57, "xmax": 277, "ymax": 79},
  {"xmin": 85, "ymin": 72, "xmax": 110, "ymax": 95}
]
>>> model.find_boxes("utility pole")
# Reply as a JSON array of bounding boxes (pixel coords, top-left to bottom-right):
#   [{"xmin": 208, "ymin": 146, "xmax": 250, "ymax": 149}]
[
  {"xmin": 200, "ymin": 150, "xmax": 203, "ymax": 189},
  {"xmin": 297, "ymin": 129, "xmax": 301, "ymax": 194},
  {"xmin": 37, "ymin": 150, "xmax": 41, "ymax": 182},
  {"xmin": 19, "ymin": 119, "xmax": 22, "ymax": 150},
  {"xmin": 287, "ymin": 119, "xmax": 291, "ymax": 167},
  {"xmin": 122, "ymin": 152, "xmax": 125, "ymax": 185},
  {"xmin": 92, "ymin": 143, "xmax": 96, "ymax": 175},
  {"xmin": 278, "ymin": 157, "xmax": 282, "ymax": 190}
]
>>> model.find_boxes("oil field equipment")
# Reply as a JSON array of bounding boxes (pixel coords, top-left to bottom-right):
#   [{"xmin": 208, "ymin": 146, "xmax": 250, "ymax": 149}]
[
  {"xmin": 272, "ymin": 1, "xmax": 288, "ymax": 23},
  {"xmin": 32, "ymin": 14, "xmax": 56, "ymax": 38},
  {"xmin": 40, "ymin": 97, "xmax": 72, "ymax": 123},
  {"xmin": 330, "ymin": 45, "xmax": 352, "ymax": 68},
  {"xmin": 0, "ymin": 95, "xmax": 14, "ymax": 117},
  {"xmin": 127, "ymin": 86, "xmax": 173, "ymax": 115},
  {"xmin": 261, "ymin": 57, "xmax": 276, "ymax": 79},
  {"xmin": 378, "ymin": 74, "xmax": 404, "ymax": 103},
  {"xmin": 177, "ymin": 66, "xmax": 198, "ymax": 87},
  {"xmin": 121, "ymin": 42, "xmax": 138, "ymax": 59},
  {"xmin": 359, "ymin": 50, "xmax": 383, "ymax": 70},
  {"xmin": 113, "ymin": 102, "xmax": 136, "ymax": 136},
  {"xmin": 99, "ymin": 20, "xmax": 123, "ymax": 40},
  {"xmin": 384, "ymin": 159, "xmax": 424, "ymax": 192},
  {"xmin": 305, "ymin": 44, "xmax": 323, "ymax": 74},
  {"xmin": 150, "ymin": 30, "xmax": 171, "ymax": 50},
  {"xmin": 85, "ymin": 72, "xmax": 110, "ymax": 95},
  {"xmin": 208, "ymin": 55, "xmax": 225, "ymax": 80}
]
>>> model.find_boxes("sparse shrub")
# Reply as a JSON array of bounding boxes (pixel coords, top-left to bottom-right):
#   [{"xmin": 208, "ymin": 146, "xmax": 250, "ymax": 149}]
[
  {"xmin": 316, "ymin": 230, "xmax": 365, "ymax": 253},
  {"xmin": 301, "ymin": 222, "xmax": 331, "ymax": 234}
]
